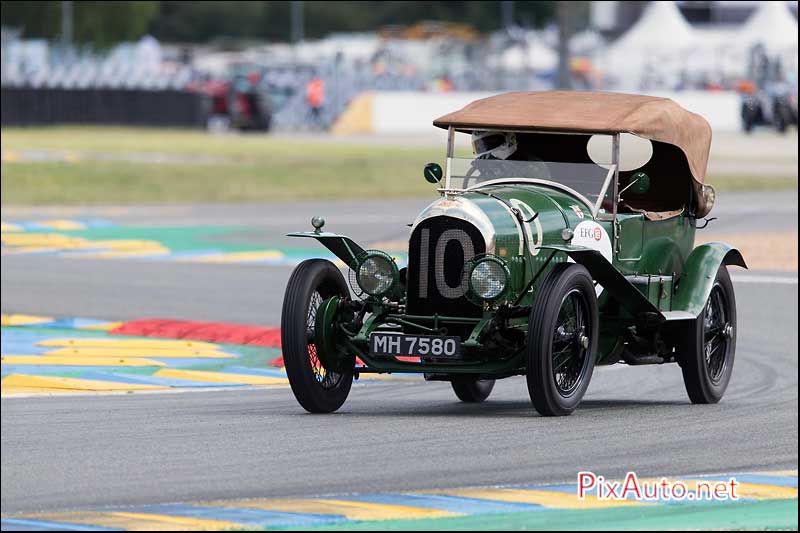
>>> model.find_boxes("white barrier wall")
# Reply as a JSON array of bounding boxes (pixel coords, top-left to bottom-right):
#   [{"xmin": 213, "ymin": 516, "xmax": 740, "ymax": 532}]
[
  {"xmin": 365, "ymin": 90, "xmax": 742, "ymax": 135},
  {"xmin": 372, "ymin": 92, "xmax": 494, "ymax": 135},
  {"xmin": 647, "ymin": 91, "xmax": 743, "ymax": 133}
]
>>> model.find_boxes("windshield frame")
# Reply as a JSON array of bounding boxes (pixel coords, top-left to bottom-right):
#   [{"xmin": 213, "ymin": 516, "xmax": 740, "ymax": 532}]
[
  {"xmin": 463, "ymin": 169, "xmax": 616, "ymax": 219},
  {"xmin": 441, "ymin": 127, "xmax": 621, "ymax": 220}
]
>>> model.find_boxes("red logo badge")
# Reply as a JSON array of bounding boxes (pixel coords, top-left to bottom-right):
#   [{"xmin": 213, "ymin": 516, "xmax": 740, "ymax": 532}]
[{"xmin": 593, "ymin": 227, "xmax": 602, "ymax": 241}]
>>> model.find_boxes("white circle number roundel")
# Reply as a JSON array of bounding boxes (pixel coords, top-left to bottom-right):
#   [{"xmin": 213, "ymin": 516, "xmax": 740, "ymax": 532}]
[
  {"xmin": 508, "ymin": 198, "xmax": 543, "ymax": 256},
  {"xmin": 570, "ymin": 221, "xmax": 612, "ymax": 296}
]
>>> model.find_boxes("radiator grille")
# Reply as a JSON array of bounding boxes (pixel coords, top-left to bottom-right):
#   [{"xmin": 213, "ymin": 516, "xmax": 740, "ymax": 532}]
[{"xmin": 407, "ymin": 216, "xmax": 485, "ymax": 318}]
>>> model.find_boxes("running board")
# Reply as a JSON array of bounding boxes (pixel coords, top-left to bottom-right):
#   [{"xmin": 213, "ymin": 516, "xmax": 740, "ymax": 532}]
[{"xmin": 660, "ymin": 311, "xmax": 696, "ymax": 322}]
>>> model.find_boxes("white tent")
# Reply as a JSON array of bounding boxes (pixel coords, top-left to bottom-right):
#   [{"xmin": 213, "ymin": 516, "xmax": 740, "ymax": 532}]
[
  {"xmin": 684, "ymin": 26, "xmax": 743, "ymax": 83},
  {"xmin": 599, "ymin": 1, "xmax": 696, "ymax": 89},
  {"xmin": 737, "ymin": 1, "xmax": 798, "ymax": 54},
  {"xmin": 692, "ymin": 2, "xmax": 800, "ymax": 83},
  {"xmin": 609, "ymin": 0, "xmax": 694, "ymax": 52}
]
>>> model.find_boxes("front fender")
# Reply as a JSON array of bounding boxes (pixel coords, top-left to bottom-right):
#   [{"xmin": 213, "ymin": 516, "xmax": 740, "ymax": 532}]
[
  {"xmin": 539, "ymin": 244, "xmax": 663, "ymax": 320},
  {"xmin": 672, "ymin": 242, "xmax": 747, "ymax": 316},
  {"xmin": 287, "ymin": 231, "xmax": 366, "ymax": 269}
]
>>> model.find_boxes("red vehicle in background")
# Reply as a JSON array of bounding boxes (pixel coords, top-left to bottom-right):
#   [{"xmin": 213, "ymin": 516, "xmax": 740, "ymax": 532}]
[{"xmin": 188, "ymin": 64, "xmax": 273, "ymax": 132}]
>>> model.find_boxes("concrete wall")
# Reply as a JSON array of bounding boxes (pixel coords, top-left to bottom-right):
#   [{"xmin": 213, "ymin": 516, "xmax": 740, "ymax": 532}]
[
  {"xmin": 646, "ymin": 91, "xmax": 742, "ymax": 133},
  {"xmin": 372, "ymin": 92, "xmax": 494, "ymax": 134},
  {"xmin": 333, "ymin": 90, "xmax": 743, "ymax": 135}
]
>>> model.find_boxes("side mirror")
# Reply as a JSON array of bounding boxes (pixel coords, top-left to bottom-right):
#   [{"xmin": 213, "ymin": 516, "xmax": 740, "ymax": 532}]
[
  {"xmin": 630, "ymin": 172, "xmax": 651, "ymax": 194},
  {"xmin": 423, "ymin": 162, "xmax": 443, "ymax": 184}
]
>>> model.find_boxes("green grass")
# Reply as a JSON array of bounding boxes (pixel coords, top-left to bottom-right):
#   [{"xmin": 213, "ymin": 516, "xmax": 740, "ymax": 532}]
[
  {"xmin": 1, "ymin": 126, "xmax": 795, "ymax": 205},
  {"xmin": 1, "ymin": 126, "xmax": 442, "ymax": 204},
  {"xmin": 703, "ymin": 174, "xmax": 797, "ymax": 192}
]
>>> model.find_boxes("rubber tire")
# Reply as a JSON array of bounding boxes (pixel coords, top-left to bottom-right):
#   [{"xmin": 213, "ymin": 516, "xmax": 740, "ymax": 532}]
[
  {"xmin": 741, "ymin": 103, "xmax": 756, "ymax": 133},
  {"xmin": 281, "ymin": 259, "xmax": 353, "ymax": 413},
  {"xmin": 451, "ymin": 377, "xmax": 495, "ymax": 403},
  {"xmin": 775, "ymin": 109, "xmax": 787, "ymax": 133},
  {"xmin": 527, "ymin": 263, "xmax": 599, "ymax": 416},
  {"xmin": 680, "ymin": 265, "xmax": 737, "ymax": 404}
]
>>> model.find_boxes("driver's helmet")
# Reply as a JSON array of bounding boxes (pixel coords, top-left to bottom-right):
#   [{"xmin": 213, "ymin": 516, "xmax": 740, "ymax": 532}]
[{"xmin": 471, "ymin": 131, "xmax": 517, "ymax": 160}]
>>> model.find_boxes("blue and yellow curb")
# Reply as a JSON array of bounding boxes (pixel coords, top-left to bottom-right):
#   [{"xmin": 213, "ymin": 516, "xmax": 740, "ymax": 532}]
[
  {"xmin": 0, "ymin": 315, "xmax": 282, "ymax": 396},
  {"xmin": 1, "ymin": 219, "xmax": 407, "ymax": 267},
  {"xmin": 1, "ymin": 315, "xmax": 418, "ymax": 396},
  {"xmin": 0, "ymin": 471, "xmax": 795, "ymax": 531}
]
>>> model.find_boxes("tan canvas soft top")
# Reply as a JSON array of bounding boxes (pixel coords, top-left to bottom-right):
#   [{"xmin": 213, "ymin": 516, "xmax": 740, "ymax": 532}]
[{"xmin": 433, "ymin": 91, "xmax": 715, "ymax": 216}]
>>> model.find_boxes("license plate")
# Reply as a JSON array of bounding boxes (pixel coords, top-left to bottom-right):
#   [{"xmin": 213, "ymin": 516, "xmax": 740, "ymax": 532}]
[{"xmin": 369, "ymin": 332, "xmax": 462, "ymax": 359}]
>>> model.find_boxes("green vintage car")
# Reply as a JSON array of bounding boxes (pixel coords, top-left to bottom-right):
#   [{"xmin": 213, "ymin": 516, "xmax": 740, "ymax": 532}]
[{"xmin": 281, "ymin": 91, "xmax": 746, "ymax": 416}]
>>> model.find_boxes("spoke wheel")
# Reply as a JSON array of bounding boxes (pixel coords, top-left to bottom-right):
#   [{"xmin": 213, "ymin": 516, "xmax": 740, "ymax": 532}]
[
  {"xmin": 703, "ymin": 284, "xmax": 730, "ymax": 385},
  {"xmin": 282, "ymin": 259, "xmax": 353, "ymax": 413},
  {"xmin": 527, "ymin": 263, "xmax": 598, "ymax": 416},
  {"xmin": 306, "ymin": 291, "xmax": 343, "ymax": 390},
  {"xmin": 680, "ymin": 264, "xmax": 737, "ymax": 404},
  {"xmin": 552, "ymin": 289, "xmax": 591, "ymax": 397}
]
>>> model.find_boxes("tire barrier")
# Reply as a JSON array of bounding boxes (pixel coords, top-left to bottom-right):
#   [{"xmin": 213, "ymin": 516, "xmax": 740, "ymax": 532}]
[{"xmin": 1, "ymin": 87, "xmax": 210, "ymax": 128}]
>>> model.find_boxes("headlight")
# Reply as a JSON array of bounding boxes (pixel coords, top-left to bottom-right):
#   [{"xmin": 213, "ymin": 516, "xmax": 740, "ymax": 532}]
[
  {"xmin": 469, "ymin": 257, "xmax": 508, "ymax": 301},
  {"xmin": 356, "ymin": 252, "xmax": 397, "ymax": 297}
]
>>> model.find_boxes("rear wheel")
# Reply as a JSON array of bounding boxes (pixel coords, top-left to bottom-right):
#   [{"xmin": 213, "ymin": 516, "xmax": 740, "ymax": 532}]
[
  {"xmin": 527, "ymin": 263, "xmax": 598, "ymax": 416},
  {"xmin": 451, "ymin": 377, "xmax": 495, "ymax": 403},
  {"xmin": 680, "ymin": 265, "xmax": 737, "ymax": 404},
  {"xmin": 282, "ymin": 259, "xmax": 353, "ymax": 413},
  {"xmin": 774, "ymin": 107, "xmax": 788, "ymax": 133}
]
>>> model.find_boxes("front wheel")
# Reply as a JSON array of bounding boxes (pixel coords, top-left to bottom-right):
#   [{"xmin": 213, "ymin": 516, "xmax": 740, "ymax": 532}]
[
  {"xmin": 527, "ymin": 263, "xmax": 599, "ymax": 416},
  {"xmin": 281, "ymin": 259, "xmax": 353, "ymax": 413},
  {"xmin": 680, "ymin": 265, "xmax": 737, "ymax": 404},
  {"xmin": 451, "ymin": 377, "xmax": 495, "ymax": 403}
]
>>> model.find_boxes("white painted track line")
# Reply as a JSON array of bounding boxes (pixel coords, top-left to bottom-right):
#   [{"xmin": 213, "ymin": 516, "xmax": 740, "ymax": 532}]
[{"xmin": 731, "ymin": 274, "xmax": 798, "ymax": 285}]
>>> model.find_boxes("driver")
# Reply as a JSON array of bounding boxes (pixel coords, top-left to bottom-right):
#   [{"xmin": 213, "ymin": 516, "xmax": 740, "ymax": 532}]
[
  {"xmin": 470, "ymin": 131, "xmax": 550, "ymax": 181},
  {"xmin": 472, "ymin": 131, "xmax": 518, "ymax": 160}
]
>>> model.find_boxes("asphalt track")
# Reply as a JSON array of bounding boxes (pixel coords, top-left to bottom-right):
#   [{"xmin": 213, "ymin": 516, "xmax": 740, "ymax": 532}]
[
  {"xmin": 1, "ymin": 192, "xmax": 798, "ymax": 515},
  {"xmin": 1, "ymin": 191, "xmax": 796, "ymax": 323}
]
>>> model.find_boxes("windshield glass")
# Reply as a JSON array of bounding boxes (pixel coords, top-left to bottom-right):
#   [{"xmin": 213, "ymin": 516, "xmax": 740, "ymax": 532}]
[{"xmin": 446, "ymin": 157, "xmax": 616, "ymax": 215}]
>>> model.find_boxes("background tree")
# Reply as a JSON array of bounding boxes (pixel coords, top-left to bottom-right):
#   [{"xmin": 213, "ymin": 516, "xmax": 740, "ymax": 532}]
[
  {"xmin": 2, "ymin": 1, "xmax": 572, "ymax": 46},
  {"xmin": 2, "ymin": 1, "xmax": 158, "ymax": 47}
]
